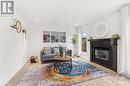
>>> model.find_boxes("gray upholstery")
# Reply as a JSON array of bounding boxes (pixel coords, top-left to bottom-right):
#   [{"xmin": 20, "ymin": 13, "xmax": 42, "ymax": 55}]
[
  {"xmin": 40, "ymin": 50, "xmax": 58, "ymax": 63},
  {"xmin": 41, "ymin": 54, "xmax": 57, "ymax": 61},
  {"xmin": 40, "ymin": 47, "xmax": 72, "ymax": 63}
]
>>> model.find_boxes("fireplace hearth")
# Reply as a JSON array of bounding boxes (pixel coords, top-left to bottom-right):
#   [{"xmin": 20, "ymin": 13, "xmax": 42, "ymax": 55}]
[{"xmin": 88, "ymin": 38, "xmax": 118, "ymax": 72}]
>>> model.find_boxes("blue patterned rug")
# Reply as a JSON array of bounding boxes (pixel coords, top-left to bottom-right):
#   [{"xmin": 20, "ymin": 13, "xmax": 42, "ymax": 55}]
[
  {"xmin": 44, "ymin": 58, "xmax": 110, "ymax": 86},
  {"xmin": 70, "ymin": 59, "xmax": 110, "ymax": 78}
]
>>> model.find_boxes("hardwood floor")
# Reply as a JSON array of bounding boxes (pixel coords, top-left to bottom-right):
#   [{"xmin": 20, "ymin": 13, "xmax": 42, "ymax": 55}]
[
  {"xmin": 72, "ymin": 75, "xmax": 130, "ymax": 86},
  {"xmin": 73, "ymin": 58, "xmax": 130, "ymax": 86},
  {"xmin": 7, "ymin": 58, "xmax": 130, "ymax": 86}
]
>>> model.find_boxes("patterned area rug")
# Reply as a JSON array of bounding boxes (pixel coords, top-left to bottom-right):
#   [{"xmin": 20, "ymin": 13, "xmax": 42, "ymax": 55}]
[
  {"xmin": 44, "ymin": 59, "xmax": 110, "ymax": 86},
  {"xmin": 16, "ymin": 58, "xmax": 110, "ymax": 86}
]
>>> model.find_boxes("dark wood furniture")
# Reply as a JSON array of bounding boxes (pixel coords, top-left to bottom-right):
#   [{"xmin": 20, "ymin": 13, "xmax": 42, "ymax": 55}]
[
  {"xmin": 54, "ymin": 56, "xmax": 72, "ymax": 74},
  {"xmin": 88, "ymin": 38, "xmax": 118, "ymax": 72}
]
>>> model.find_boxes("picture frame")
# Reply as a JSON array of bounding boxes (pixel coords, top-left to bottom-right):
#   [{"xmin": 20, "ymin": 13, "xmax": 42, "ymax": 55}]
[
  {"xmin": 60, "ymin": 32, "xmax": 66, "ymax": 43},
  {"xmin": 43, "ymin": 31, "xmax": 66, "ymax": 43},
  {"xmin": 51, "ymin": 32, "xmax": 59, "ymax": 43},
  {"xmin": 43, "ymin": 31, "xmax": 50, "ymax": 43}
]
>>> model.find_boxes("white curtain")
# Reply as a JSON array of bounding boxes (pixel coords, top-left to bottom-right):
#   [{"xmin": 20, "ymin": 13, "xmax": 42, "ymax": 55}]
[
  {"xmin": 74, "ymin": 26, "xmax": 81, "ymax": 56},
  {"xmin": 120, "ymin": 4, "xmax": 130, "ymax": 76}
]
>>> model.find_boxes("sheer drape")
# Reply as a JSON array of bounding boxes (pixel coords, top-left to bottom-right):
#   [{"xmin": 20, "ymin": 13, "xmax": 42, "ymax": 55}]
[{"xmin": 120, "ymin": 4, "xmax": 130, "ymax": 76}]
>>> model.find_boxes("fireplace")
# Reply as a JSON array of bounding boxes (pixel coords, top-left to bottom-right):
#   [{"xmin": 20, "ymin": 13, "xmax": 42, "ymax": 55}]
[
  {"xmin": 88, "ymin": 38, "xmax": 118, "ymax": 72},
  {"xmin": 95, "ymin": 48, "xmax": 110, "ymax": 61}
]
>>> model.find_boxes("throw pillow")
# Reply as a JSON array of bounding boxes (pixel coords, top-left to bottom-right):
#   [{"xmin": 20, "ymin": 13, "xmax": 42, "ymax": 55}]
[
  {"xmin": 43, "ymin": 47, "xmax": 48, "ymax": 54},
  {"xmin": 47, "ymin": 48, "xmax": 52, "ymax": 54},
  {"xmin": 54, "ymin": 47, "xmax": 59, "ymax": 54}
]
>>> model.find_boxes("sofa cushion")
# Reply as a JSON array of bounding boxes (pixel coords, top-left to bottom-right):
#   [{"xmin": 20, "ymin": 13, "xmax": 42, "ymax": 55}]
[
  {"xmin": 41, "ymin": 54, "xmax": 57, "ymax": 61},
  {"xmin": 47, "ymin": 48, "xmax": 52, "ymax": 54},
  {"xmin": 43, "ymin": 48, "xmax": 48, "ymax": 54},
  {"xmin": 54, "ymin": 47, "xmax": 59, "ymax": 54}
]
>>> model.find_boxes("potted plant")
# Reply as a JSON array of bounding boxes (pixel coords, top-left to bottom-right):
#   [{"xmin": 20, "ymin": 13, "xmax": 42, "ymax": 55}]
[
  {"xmin": 111, "ymin": 34, "xmax": 120, "ymax": 46},
  {"xmin": 72, "ymin": 34, "xmax": 78, "ymax": 56},
  {"xmin": 59, "ymin": 46, "xmax": 64, "ymax": 57}
]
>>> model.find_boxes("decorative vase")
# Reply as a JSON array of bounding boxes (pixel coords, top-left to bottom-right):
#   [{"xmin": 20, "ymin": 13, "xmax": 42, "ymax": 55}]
[{"xmin": 60, "ymin": 51, "xmax": 63, "ymax": 57}]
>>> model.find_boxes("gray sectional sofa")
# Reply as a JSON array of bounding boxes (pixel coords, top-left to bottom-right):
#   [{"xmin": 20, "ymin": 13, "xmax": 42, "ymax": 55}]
[{"xmin": 40, "ymin": 47, "xmax": 72, "ymax": 63}]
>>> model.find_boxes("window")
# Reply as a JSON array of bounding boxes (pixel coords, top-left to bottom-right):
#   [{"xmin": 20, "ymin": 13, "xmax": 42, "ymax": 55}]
[{"xmin": 81, "ymin": 33, "xmax": 87, "ymax": 52}]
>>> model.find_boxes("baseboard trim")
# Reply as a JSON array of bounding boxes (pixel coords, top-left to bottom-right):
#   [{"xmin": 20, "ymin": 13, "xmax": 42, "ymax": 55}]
[
  {"xmin": 120, "ymin": 73, "xmax": 130, "ymax": 79},
  {"xmin": 5, "ymin": 62, "xmax": 30, "ymax": 86}
]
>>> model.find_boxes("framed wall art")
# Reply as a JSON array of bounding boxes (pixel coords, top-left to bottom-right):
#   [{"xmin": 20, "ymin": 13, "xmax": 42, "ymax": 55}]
[
  {"xmin": 43, "ymin": 31, "xmax": 66, "ymax": 43},
  {"xmin": 51, "ymin": 32, "xmax": 59, "ymax": 43},
  {"xmin": 60, "ymin": 32, "xmax": 66, "ymax": 43},
  {"xmin": 43, "ymin": 31, "xmax": 50, "ymax": 43}
]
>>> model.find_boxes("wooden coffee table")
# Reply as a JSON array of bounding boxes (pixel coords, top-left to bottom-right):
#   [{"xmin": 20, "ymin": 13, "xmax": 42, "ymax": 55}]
[{"xmin": 54, "ymin": 55, "xmax": 72, "ymax": 74}]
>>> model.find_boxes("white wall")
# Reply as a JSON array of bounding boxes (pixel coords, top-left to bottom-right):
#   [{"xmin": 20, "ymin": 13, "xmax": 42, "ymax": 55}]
[
  {"xmin": 83, "ymin": 11, "xmax": 121, "ymax": 39},
  {"xmin": 27, "ymin": 25, "xmax": 74, "ymax": 58},
  {"xmin": 0, "ymin": 14, "xmax": 27, "ymax": 86},
  {"xmin": 80, "ymin": 10, "xmax": 121, "ymax": 72}
]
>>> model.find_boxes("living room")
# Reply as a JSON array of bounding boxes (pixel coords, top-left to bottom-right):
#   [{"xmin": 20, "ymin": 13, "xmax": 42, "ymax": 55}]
[{"xmin": 1, "ymin": 0, "xmax": 130, "ymax": 86}]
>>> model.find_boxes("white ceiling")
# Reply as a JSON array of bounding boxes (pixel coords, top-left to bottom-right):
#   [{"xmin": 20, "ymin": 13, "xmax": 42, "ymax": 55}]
[{"xmin": 15, "ymin": 0, "xmax": 130, "ymax": 26}]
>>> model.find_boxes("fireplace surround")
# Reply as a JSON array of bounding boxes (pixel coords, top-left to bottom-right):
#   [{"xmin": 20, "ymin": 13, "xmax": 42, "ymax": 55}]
[{"xmin": 88, "ymin": 38, "xmax": 118, "ymax": 72}]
